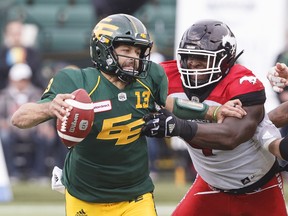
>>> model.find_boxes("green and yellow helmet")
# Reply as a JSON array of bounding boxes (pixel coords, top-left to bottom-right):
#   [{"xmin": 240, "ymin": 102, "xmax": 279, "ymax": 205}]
[{"xmin": 90, "ymin": 13, "xmax": 153, "ymax": 83}]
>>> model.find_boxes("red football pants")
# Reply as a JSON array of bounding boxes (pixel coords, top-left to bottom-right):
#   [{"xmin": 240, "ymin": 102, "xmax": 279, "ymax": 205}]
[{"xmin": 172, "ymin": 173, "xmax": 287, "ymax": 216}]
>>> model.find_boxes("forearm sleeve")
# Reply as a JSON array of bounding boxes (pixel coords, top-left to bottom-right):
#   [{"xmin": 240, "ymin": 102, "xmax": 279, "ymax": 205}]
[{"xmin": 173, "ymin": 98, "xmax": 209, "ymax": 120}]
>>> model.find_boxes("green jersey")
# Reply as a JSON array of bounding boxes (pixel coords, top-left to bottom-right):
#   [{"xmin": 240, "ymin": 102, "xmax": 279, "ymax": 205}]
[{"xmin": 41, "ymin": 62, "xmax": 168, "ymax": 202}]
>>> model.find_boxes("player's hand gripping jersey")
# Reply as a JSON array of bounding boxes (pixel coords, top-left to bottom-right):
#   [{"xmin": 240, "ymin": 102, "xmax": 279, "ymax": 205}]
[
  {"xmin": 41, "ymin": 62, "xmax": 167, "ymax": 202},
  {"xmin": 161, "ymin": 60, "xmax": 279, "ymax": 191}
]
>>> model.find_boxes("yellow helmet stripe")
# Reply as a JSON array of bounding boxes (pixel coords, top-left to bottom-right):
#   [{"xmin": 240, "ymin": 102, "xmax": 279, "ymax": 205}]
[
  {"xmin": 126, "ymin": 15, "xmax": 138, "ymax": 33},
  {"xmin": 124, "ymin": 14, "xmax": 147, "ymax": 34},
  {"xmin": 94, "ymin": 23, "xmax": 119, "ymax": 38}
]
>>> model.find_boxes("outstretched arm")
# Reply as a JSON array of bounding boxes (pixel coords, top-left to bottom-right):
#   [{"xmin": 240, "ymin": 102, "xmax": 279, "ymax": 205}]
[
  {"xmin": 142, "ymin": 104, "xmax": 262, "ymax": 150},
  {"xmin": 268, "ymin": 101, "xmax": 288, "ymax": 128},
  {"xmin": 186, "ymin": 105, "xmax": 262, "ymax": 150},
  {"xmin": 11, "ymin": 102, "xmax": 53, "ymax": 128},
  {"xmin": 165, "ymin": 96, "xmax": 246, "ymax": 123},
  {"xmin": 11, "ymin": 93, "xmax": 74, "ymax": 129}
]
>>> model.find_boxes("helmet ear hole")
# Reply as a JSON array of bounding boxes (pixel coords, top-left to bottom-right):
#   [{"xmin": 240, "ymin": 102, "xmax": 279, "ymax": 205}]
[{"xmin": 95, "ymin": 46, "xmax": 101, "ymax": 56}]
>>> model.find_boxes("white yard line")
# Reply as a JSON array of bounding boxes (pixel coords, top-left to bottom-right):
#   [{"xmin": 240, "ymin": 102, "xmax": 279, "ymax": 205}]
[{"xmin": 0, "ymin": 203, "xmax": 176, "ymax": 216}]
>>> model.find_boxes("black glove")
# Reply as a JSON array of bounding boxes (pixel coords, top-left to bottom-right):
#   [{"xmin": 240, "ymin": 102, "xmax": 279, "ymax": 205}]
[
  {"xmin": 141, "ymin": 109, "xmax": 180, "ymax": 138},
  {"xmin": 141, "ymin": 109, "xmax": 198, "ymax": 140}
]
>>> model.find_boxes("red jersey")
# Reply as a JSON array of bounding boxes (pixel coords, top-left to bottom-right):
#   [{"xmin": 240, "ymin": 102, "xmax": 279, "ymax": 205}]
[
  {"xmin": 161, "ymin": 60, "xmax": 265, "ymax": 105},
  {"xmin": 161, "ymin": 60, "xmax": 286, "ymax": 216}
]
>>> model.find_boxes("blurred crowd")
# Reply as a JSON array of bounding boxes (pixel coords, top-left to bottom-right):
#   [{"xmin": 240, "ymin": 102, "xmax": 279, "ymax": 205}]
[{"xmin": 0, "ymin": 19, "xmax": 68, "ymax": 182}]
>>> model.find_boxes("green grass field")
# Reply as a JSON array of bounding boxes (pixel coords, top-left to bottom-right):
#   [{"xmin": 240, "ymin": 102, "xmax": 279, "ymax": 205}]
[
  {"xmin": 1, "ymin": 175, "xmax": 288, "ymax": 216},
  {"xmin": 0, "ymin": 174, "xmax": 190, "ymax": 216}
]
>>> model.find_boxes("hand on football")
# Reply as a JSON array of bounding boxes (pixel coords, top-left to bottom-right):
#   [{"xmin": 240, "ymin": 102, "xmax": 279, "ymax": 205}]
[
  {"xmin": 267, "ymin": 63, "xmax": 288, "ymax": 93},
  {"xmin": 49, "ymin": 93, "xmax": 75, "ymax": 121}
]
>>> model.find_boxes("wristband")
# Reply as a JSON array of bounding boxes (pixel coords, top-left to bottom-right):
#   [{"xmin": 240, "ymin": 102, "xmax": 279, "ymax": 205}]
[
  {"xmin": 173, "ymin": 98, "xmax": 209, "ymax": 120},
  {"xmin": 178, "ymin": 119, "xmax": 198, "ymax": 141},
  {"xmin": 279, "ymin": 136, "xmax": 288, "ymax": 161},
  {"xmin": 212, "ymin": 106, "xmax": 221, "ymax": 122}
]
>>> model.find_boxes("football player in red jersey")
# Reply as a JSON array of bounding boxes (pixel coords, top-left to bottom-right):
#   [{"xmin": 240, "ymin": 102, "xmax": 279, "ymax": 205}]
[{"xmin": 142, "ymin": 19, "xmax": 288, "ymax": 215}]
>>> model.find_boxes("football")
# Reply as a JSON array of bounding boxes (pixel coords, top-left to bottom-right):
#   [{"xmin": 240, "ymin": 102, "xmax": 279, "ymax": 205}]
[{"xmin": 56, "ymin": 89, "xmax": 94, "ymax": 147}]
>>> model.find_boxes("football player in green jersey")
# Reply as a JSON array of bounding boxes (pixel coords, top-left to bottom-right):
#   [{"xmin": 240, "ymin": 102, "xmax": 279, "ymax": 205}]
[{"xmin": 11, "ymin": 14, "xmax": 245, "ymax": 216}]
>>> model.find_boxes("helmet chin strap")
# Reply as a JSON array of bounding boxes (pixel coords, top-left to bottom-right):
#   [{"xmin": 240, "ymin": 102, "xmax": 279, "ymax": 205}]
[
  {"xmin": 227, "ymin": 49, "xmax": 244, "ymax": 68},
  {"xmin": 116, "ymin": 69, "xmax": 136, "ymax": 84},
  {"xmin": 118, "ymin": 76, "xmax": 129, "ymax": 83}
]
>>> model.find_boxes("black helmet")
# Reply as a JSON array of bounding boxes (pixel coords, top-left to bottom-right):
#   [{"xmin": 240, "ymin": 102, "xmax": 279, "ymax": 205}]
[
  {"xmin": 177, "ymin": 19, "xmax": 240, "ymax": 89},
  {"xmin": 90, "ymin": 14, "xmax": 153, "ymax": 83}
]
